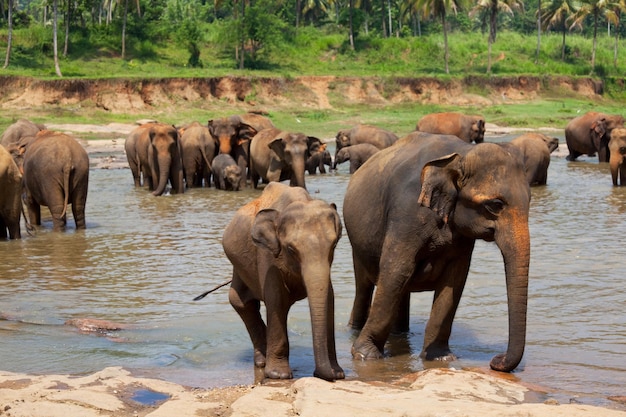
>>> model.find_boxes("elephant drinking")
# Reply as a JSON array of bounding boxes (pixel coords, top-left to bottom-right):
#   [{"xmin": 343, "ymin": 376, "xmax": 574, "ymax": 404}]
[{"xmin": 565, "ymin": 111, "xmax": 625, "ymax": 162}]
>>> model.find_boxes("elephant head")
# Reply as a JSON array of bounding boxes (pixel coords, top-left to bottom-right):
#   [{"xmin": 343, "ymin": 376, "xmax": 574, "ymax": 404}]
[
  {"xmin": 208, "ymin": 115, "xmax": 255, "ymax": 155},
  {"xmin": 591, "ymin": 114, "xmax": 625, "ymax": 160},
  {"xmin": 470, "ymin": 116, "xmax": 486, "ymax": 144},
  {"xmin": 542, "ymin": 135, "xmax": 559, "ymax": 153},
  {"xmin": 335, "ymin": 129, "xmax": 351, "ymax": 149},
  {"xmin": 609, "ymin": 128, "xmax": 626, "ymax": 186},
  {"xmin": 268, "ymin": 132, "xmax": 310, "ymax": 189},
  {"xmin": 149, "ymin": 124, "xmax": 184, "ymax": 196},
  {"xmin": 419, "ymin": 143, "xmax": 531, "ymax": 372}
]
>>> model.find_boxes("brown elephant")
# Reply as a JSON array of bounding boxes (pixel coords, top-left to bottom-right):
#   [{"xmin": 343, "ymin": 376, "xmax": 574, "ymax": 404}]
[
  {"xmin": 179, "ymin": 121, "xmax": 217, "ymax": 188},
  {"xmin": 0, "ymin": 119, "xmax": 46, "ymax": 148},
  {"xmin": 212, "ymin": 153, "xmax": 243, "ymax": 191},
  {"xmin": 504, "ymin": 133, "xmax": 559, "ymax": 186},
  {"xmin": 305, "ymin": 149, "xmax": 332, "ymax": 175},
  {"xmin": 125, "ymin": 123, "xmax": 184, "ymax": 196},
  {"xmin": 10, "ymin": 131, "xmax": 89, "ymax": 231},
  {"xmin": 334, "ymin": 125, "xmax": 398, "ymax": 168},
  {"xmin": 249, "ymin": 127, "xmax": 312, "ymax": 189},
  {"xmin": 222, "ymin": 182, "xmax": 344, "ymax": 381},
  {"xmin": 343, "ymin": 132, "xmax": 531, "ymax": 373},
  {"xmin": 208, "ymin": 113, "xmax": 275, "ymax": 189},
  {"xmin": 416, "ymin": 112, "xmax": 486, "ymax": 144},
  {"xmin": 0, "ymin": 145, "xmax": 22, "ymax": 239},
  {"xmin": 609, "ymin": 128, "xmax": 626, "ymax": 186},
  {"xmin": 565, "ymin": 111, "xmax": 625, "ymax": 162},
  {"xmin": 334, "ymin": 143, "xmax": 380, "ymax": 174}
]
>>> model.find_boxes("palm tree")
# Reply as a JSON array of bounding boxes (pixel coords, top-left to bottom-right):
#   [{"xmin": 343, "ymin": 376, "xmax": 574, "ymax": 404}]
[
  {"xmin": 3, "ymin": 0, "xmax": 13, "ymax": 68},
  {"xmin": 417, "ymin": 0, "xmax": 466, "ymax": 73},
  {"xmin": 604, "ymin": 0, "xmax": 626, "ymax": 66},
  {"xmin": 541, "ymin": 0, "xmax": 577, "ymax": 60},
  {"xmin": 471, "ymin": 0, "xmax": 524, "ymax": 73},
  {"xmin": 121, "ymin": 0, "xmax": 141, "ymax": 59},
  {"xmin": 570, "ymin": 0, "xmax": 612, "ymax": 72}
]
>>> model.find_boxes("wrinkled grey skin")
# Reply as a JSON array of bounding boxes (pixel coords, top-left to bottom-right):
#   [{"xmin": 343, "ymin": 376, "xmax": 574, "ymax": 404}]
[
  {"xmin": 249, "ymin": 127, "xmax": 311, "ymax": 189},
  {"xmin": 503, "ymin": 133, "xmax": 559, "ymax": 186},
  {"xmin": 343, "ymin": 132, "xmax": 531, "ymax": 373},
  {"xmin": 212, "ymin": 153, "xmax": 243, "ymax": 191},
  {"xmin": 208, "ymin": 113, "xmax": 274, "ymax": 189},
  {"xmin": 334, "ymin": 143, "xmax": 380, "ymax": 174},
  {"xmin": 223, "ymin": 182, "xmax": 344, "ymax": 381},
  {"xmin": 609, "ymin": 128, "xmax": 626, "ymax": 186},
  {"xmin": 565, "ymin": 111, "xmax": 625, "ymax": 162},
  {"xmin": 0, "ymin": 119, "xmax": 46, "ymax": 148},
  {"xmin": 0, "ymin": 145, "xmax": 22, "ymax": 239},
  {"xmin": 416, "ymin": 112, "xmax": 486, "ymax": 144},
  {"xmin": 305, "ymin": 149, "xmax": 332, "ymax": 175},
  {"xmin": 180, "ymin": 122, "xmax": 217, "ymax": 188},
  {"xmin": 11, "ymin": 132, "xmax": 89, "ymax": 231},
  {"xmin": 334, "ymin": 125, "xmax": 398, "ymax": 169}
]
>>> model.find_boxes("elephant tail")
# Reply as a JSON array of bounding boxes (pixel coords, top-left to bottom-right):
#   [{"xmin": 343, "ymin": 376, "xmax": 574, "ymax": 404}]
[{"xmin": 61, "ymin": 162, "xmax": 72, "ymax": 218}]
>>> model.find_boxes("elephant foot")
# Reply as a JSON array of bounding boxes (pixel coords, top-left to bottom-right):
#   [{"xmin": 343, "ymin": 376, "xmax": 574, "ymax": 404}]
[
  {"xmin": 421, "ymin": 346, "xmax": 457, "ymax": 362},
  {"xmin": 314, "ymin": 364, "xmax": 345, "ymax": 381},
  {"xmin": 489, "ymin": 353, "xmax": 519, "ymax": 373},
  {"xmin": 264, "ymin": 361, "xmax": 293, "ymax": 379},
  {"xmin": 351, "ymin": 336, "xmax": 384, "ymax": 360},
  {"xmin": 253, "ymin": 349, "xmax": 266, "ymax": 368}
]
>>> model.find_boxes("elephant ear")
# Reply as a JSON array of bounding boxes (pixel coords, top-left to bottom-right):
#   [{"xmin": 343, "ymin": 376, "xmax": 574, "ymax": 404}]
[
  {"xmin": 238, "ymin": 123, "xmax": 258, "ymax": 143},
  {"xmin": 329, "ymin": 203, "xmax": 342, "ymax": 241},
  {"xmin": 418, "ymin": 153, "xmax": 461, "ymax": 224},
  {"xmin": 268, "ymin": 136, "xmax": 287, "ymax": 159},
  {"xmin": 252, "ymin": 209, "xmax": 281, "ymax": 257},
  {"xmin": 591, "ymin": 119, "xmax": 607, "ymax": 150}
]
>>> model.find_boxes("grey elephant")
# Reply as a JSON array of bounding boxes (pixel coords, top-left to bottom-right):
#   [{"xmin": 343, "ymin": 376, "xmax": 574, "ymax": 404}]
[
  {"xmin": 125, "ymin": 123, "xmax": 184, "ymax": 196},
  {"xmin": 609, "ymin": 128, "xmax": 626, "ymax": 186},
  {"xmin": 416, "ymin": 112, "xmax": 486, "ymax": 144},
  {"xmin": 180, "ymin": 121, "xmax": 217, "ymax": 188},
  {"xmin": 208, "ymin": 113, "xmax": 275, "ymax": 189},
  {"xmin": 212, "ymin": 153, "xmax": 243, "ymax": 191},
  {"xmin": 10, "ymin": 131, "xmax": 89, "ymax": 231},
  {"xmin": 249, "ymin": 127, "xmax": 312, "ymax": 189},
  {"xmin": 343, "ymin": 132, "xmax": 531, "ymax": 373},
  {"xmin": 565, "ymin": 111, "xmax": 625, "ymax": 162},
  {"xmin": 305, "ymin": 149, "xmax": 332, "ymax": 175},
  {"xmin": 0, "ymin": 145, "xmax": 22, "ymax": 239},
  {"xmin": 222, "ymin": 182, "xmax": 344, "ymax": 381},
  {"xmin": 334, "ymin": 143, "xmax": 380, "ymax": 174},
  {"xmin": 0, "ymin": 119, "xmax": 46, "ymax": 148},
  {"xmin": 504, "ymin": 133, "xmax": 559, "ymax": 186},
  {"xmin": 334, "ymin": 125, "xmax": 398, "ymax": 168}
]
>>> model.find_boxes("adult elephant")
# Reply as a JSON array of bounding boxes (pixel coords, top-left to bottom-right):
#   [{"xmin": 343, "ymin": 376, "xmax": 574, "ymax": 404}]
[
  {"xmin": 343, "ymin": 132, "xmax": 531, "ymax": 373},
  {"xmin": 0, "ymin": 119, "xmax": 46, "ymax": 148},
  {"xmin": 11, "ymin": 131, "xmax": 89, "ymax": 231},
  {"xmin": 222, "ymin": 182, "xmax": 344, "ymax": 381},
  {"xmin": 125, "ymin": 123, "xmax": 184, "ymax": 196},
  {"xmin": 179, "ymin": 121, "xmax": 217, "ymax": 188},
  {"xmin": 334, "ymin": 143, "xmax": 380, "ymax": 174},
  {"xmin": 0, "ymin": 145, "xmax": 22, "ymax": 239},
  {"xmin": 416, "ymin": 112, "xmax": 486, "ymax": 144},
  {"xmin": 565, "ymin": 111, "xmax": 624, "ymax": 162},
  {"xmin": 609, "ymin": 128, "xmax": 626, "ymax": 186},
  {"xmin": 334, "ymin": 124, "xmax": 398, "ymax": 168},
  {"xmin": 208, "ymin": 113, "xmax": 275, "ymax": 189},
  {"xmin": 249, "ymin": 127, "xmax": 312, "ymax": 189},
  {"xmin": 505, "ymin": 133, "xmax": 559, "ymax": 186}
]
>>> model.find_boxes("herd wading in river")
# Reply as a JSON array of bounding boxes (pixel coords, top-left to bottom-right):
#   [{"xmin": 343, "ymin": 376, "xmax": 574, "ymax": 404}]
[{"xmin": 0, "ymin": 110, "xmax": 624, "ymax": 381}]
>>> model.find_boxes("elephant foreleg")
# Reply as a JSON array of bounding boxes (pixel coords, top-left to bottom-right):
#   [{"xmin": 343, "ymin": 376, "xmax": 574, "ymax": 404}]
[
  {"xmin": 229, "ymin": 279, "xmax": 267, "ymax": 368},
  {"xmin": 392, "ymin": 292, "xmax": 411, "ymax": 334},
  {"xmin": 263, "ymin": 277, "xmax": 293, "ymax": 379},
  {"xmin": 348, "ymin": 255, "xmax": 376, "ymax": 330}
]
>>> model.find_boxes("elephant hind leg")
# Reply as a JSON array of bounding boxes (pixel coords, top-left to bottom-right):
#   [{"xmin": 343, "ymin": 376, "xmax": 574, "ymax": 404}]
[
  {"xmin": 229, "ymin": 276, "xmax": 267, "ymax": 368},
  {"xmin": 348, "ymin": 254, "xmax": 377, "ymax": 330}
]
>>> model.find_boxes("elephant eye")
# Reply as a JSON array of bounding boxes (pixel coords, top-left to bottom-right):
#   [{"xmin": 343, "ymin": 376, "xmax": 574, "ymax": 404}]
[{"xmin": 484, "ymin": 198, "xmax": 505, "ymax": 216}]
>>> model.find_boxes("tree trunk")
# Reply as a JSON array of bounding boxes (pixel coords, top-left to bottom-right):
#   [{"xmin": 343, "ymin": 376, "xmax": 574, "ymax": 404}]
[
  {"xmin": 614, "ymin": 18, "xmax": 620, "ymax": 68},
  {"xmin": 239, "ymin": 0, "xmax": 245, "ymax": 69},
  {"xmin": 53, "ymin": 0, "xmax": 63, "ymax": 77},
  {"xmin": 535, "ymin": 0, "xmax": 541, "ymax": 64},
  {"xmin": 295, "ymin": 0, "xmax": 300, "ymax": 27},
  {"xmin": 3, "ymin": 0, "xmax": 13, "ymax": 69},
  {"xmin": 561, "ymin": 23, "xmax": 566, "ymax": 61},
  {"xmin": 442, "ymin": 13, "xmax": 449, "ymax": 74},
  {"xmin": 381, "ymin": 0, "xmax": 387, "ymax": 37},
  {"xmin": 591, "ymin": 11, "xmax": 598, "ymax": 72},
  {"xmin": 63, "ymin": 0, "xmax": 70, "ymax": 57},
  {"xmin": 349, "ymin": 0, "xmax": 355, "ymax": 50},
  {"xmin": 122, "ymin": 0, "xmax": 128, "ymax": 59}
]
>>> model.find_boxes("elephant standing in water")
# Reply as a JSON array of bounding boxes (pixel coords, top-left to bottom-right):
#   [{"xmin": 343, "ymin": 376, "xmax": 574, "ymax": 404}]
[
  {"xmin": 10, "ymin": 131, "xmax": 89, "ymax": 231},
  {"xmin": 179, "ymin": 122, "xmax": 217, "ymax": 188},
  {"xmin": 343, "ymin": 132, "xmax": 531, "ymax": 372},
  {"xmin": 0, "ymin": 119, "xmax": 46, "ymax": 148},
  {"xmin": 416, "ymin": 112, "xmax": 486, "ymax": 144},
  {"xmin": 565, "ymin": 111, "xmax": 624, "ymax": 162},
  {"xmin": 609, "ymin": 128, "xmax": 626, "ymax": 186},
  {"xmin": 505, "ymin": 133, "xmax": 559, "ymax": 186},
  {"xmin": 334, "ymin": 125, "xmax": 398, "ymax": 168},
  {"xmin": 334, "ymin": 143, "xmax": 380, "ymax": 174},
  {"xmin": 0, "ymin": 145, "xmax": 22, "ymax": 239},
  {"xmin": 222, "ymin": 182, "xmax": 344, "ymax": 381}
]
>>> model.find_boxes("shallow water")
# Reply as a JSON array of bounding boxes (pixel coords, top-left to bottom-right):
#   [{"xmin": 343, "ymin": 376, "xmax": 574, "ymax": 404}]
[{"xmin": 1, "ymin": 134, "xmax": 625, "ymax": 409}]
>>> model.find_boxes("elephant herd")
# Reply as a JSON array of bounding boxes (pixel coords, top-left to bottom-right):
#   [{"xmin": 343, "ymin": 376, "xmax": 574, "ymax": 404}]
[{"xmin": 1, "ymin": 109, "xmax": 624, "ymax": 384}]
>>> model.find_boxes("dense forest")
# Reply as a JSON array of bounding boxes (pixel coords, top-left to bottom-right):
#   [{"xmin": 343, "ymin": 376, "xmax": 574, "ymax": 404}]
[{"xmin": 1, "ymin": 0, "xmax": 626, "ymax": 80}]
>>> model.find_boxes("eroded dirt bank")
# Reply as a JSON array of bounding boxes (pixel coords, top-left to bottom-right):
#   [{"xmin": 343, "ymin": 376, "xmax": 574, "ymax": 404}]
[{"xmin": 0, "ymin": 75, "xmax": 605, "ymax": 113}]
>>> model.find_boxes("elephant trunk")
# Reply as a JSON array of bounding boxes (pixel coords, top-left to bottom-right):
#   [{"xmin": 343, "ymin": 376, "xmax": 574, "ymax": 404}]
[
  {"xmin": 290, "ymin": 157, "xmax": 307, "ymax": 189},
  {"xmin": 219, "ymin": 137, "xmax": 232, "ymax": 155},
  {"xmin": 301, "ymin": 262, "xmax": 342, "ymax": 381},
  {"xmin": 609, "ymin": 153, "xmax": 622, "ymax": 186},
  {"xmin": 491, "ymin": 208, "xmax": 530, "ymax": 372},
  {"xmin": 152, "ymin": 154, "xmax": 172, "ymax": 196}
]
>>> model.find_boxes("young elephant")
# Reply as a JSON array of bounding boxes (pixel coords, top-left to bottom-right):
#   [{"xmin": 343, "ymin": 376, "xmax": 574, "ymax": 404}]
[
  {"xmin": 416, "ymin": 112, "xmax": 486, "ymax": 143},
  {"xmin": 11, "ymin": 131, "xmax": 89, "ymax": 231},
  {"xmin": 334, "ymin": 125, "xmax": 398, "ymax": 168},
  {"xmin": 212, "ymin": 153, "xmax": 243, "ymax": 191},
  {"xmin": 0, "ymin": 145, "xmax": 22, "ymax": 239},
  {"xmin": 505, "ymin": 133, "xmax": 559, "ymax": 186},
  {"xmin": 305, "ymin": 149, "xmax": 332, "ymax": 175},
  {"xmin": 334, "ymin": 143, "xmax": 380, "ymax": 174},
  {"xmin": 609, "ymin": 128, "xmax": 626, "ymax": 186},
  {"xmin": 223, "ymin": 182, "xmax": 344, "ymax": 381}
]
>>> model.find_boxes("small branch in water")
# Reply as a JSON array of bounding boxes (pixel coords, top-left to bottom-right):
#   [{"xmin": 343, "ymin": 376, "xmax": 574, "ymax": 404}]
[{"xmin": 193, "ymin": 280, "xmax": 232, "ymax": 301}]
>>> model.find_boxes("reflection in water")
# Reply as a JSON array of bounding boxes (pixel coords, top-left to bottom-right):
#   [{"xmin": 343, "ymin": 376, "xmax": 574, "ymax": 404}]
[{"xmin": 0, "ymin": 150, "xmax": 625, "ymax": 409}]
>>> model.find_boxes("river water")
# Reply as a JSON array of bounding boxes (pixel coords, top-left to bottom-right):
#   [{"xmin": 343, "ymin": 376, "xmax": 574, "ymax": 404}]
[{"xmin": 1, "ymin": 133, "xmax": 625, "ymax": 409}]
